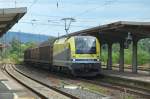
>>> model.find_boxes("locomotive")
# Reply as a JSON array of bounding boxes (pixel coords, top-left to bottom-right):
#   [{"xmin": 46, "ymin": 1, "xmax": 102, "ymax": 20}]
[{"xmin": 24, "ymin": 36, "xmax": 101, "ymax": 76}]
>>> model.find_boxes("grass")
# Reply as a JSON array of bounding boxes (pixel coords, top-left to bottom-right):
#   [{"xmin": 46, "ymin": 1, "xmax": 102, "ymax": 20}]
[
  {"xmin": 77, "ymin": 82, "xmax": 108, "ymax": 94},
  {"xmin": 61, "ymin": 79, "xmax": 140, "ymax": 99},
  {"xmin": 61, "ymin": 80, "xmax": 108, "ymax": 94}
]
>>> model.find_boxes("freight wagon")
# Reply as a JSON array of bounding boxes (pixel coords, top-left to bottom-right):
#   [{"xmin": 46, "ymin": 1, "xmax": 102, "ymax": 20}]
[{"xmin": 24, "ymin": 36, "xmax": 101, "ymax": 76}]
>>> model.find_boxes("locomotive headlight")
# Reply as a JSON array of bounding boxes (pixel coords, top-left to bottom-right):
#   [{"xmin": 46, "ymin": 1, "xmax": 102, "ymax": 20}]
[
  {"xmin": 97, "ymin": 59, "xmax": 99, "ymax": 61},
  {"xmin": 72, "ymin": 59, "xmax": 75, "ymax": 61}
]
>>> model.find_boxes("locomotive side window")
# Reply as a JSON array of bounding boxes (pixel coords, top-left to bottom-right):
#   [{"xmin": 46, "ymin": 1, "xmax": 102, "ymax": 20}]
[{"xmin": 75, "ymin": 36, "xmax": 96, "ymax": 54}]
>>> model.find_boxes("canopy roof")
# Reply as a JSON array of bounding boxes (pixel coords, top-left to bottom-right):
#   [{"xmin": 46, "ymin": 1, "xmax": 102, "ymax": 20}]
[
  {"xmin": 0, "ymin": 7, "xmax": 27, "ymax": 37},
  {"xmin": 61, "ymin": 21, "xmax": 150, "ymax": 44}
]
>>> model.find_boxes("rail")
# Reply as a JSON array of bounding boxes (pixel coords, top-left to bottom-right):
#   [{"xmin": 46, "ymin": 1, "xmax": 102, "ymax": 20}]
[
  {"xmin": 3, "ymin": 64, "xmax": 79, "ymax": 99},
  {"xmin": 78, "ymin": 77, "xmax": 150, "ymax": 98}
]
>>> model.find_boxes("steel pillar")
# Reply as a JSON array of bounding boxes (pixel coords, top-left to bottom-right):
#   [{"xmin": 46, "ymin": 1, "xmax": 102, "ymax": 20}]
[
  {"xmin": 132, "ymin": 39, "xmax": 138, "ymax": 73},
  {"xmin": 107, "ymin": 43, "xmax": 112, "ymax": 70},
  {"xmin": 119, "ymin": 42, "xmax": 124, "ymax": 72}
]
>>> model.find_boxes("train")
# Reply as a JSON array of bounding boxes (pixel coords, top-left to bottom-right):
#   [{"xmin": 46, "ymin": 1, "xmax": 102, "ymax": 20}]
[{"xmin": 24, "ymin": 35, "xmax": 101, "ymax": 77}]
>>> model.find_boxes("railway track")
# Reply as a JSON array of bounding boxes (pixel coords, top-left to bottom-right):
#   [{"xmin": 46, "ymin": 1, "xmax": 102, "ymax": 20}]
[
  {"xmin": 12, "ymin": 64, "xmax": 110, "ymax": 99},
  {"xmin": 2, "ymin": 64, "xmax": 79, "ymax": 99},
  {"xmin": 52, "ymin": 72, "xmax": 150, "ymax": 98},
  {"xmin": 102, "ymin": 65, "xmax": 150, "ymax": 72},
  {"xmin": 78, "ymin": 78, "xmax": 150, "ymax": 99},
  {"xmin": 10, "ymin": 64, "xmax": 150, "ymax": 99},
  {"xmin": 37, "ymin": 66, "xmax": 150, "ymax": 98}
]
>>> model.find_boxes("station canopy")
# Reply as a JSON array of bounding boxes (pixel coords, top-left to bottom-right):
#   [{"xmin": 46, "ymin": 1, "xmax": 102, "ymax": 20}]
[
  {"xmin": 63, "ymin": 21, "xmax": 150, "ymax": 44},
  {"xmin": 0, "ymin": 7, "xmax": 27, "ymax": 37}
]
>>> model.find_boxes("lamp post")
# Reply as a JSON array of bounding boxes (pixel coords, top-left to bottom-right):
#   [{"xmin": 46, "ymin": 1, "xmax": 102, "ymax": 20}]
[{"xmin": 124, "ymin": 32, "xmax": 132, "ymax": 49}]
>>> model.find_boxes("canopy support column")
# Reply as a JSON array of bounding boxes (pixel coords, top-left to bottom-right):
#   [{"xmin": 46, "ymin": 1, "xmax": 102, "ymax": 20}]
[
  {"xmin": 119, "ymin": 41, "xmax": 124, "ymax": 72},
  {"xmin": 132, "ymin": 39, "xmax": 138, "ymax": 73},
  {"xmin": 107, "ymin": 43, "xmax": 112, "ymax": 70}
]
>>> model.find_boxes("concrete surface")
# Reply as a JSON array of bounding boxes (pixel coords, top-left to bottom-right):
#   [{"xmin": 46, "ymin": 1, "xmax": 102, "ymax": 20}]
[
  {"xmin": 101, "ymin": 69, "xmax": 150, "ymax": 83},
  {"xmin": 0, "ymin": 65, "xmax": 37, "ymax": 99}
]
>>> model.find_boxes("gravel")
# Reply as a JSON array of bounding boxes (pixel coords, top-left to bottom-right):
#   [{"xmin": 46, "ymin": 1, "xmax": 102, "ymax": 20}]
[{"xmin": 15, "ymin": 65, "xmax": 111, "ymax": 99}]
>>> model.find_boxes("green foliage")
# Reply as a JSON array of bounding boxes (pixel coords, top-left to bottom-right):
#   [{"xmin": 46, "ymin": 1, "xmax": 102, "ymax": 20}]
[
  {"xmin": 101, "ymin": 50, "xmax": 108, "ymax": 64},
  {"xmin": 112, "ymin": 51, "xmax": 119, "ymax": 63},
  {"xmin": 124, "ymin": 49, "xmax": 132, "ymax": 64},
  {"xmin": 0, "ymin": 37, "xmax": 37, "ymax": 64},
  {"xmin": 101, "ymin": 39, "xmax": 150, "ymax": 65},
  {"xmin": 138, "ymin": 49, "xmax": 150, "ymax": 65},
  {"xmin": 0, "ymin": 37, "xmax": 149, "ymax": 65}
]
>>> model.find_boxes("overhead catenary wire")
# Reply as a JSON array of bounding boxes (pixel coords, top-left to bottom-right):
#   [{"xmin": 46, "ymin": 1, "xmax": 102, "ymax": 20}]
[
  {"xmin": 2, "ymin": 0, "xmax": 150, "ymax": 35},
  {"xmin": 73, "ymin": 0, "xmax": 118, "ymax": 18},
  {"xmin": 29, "ymin": 0, "xmax": 38, "ymax": 9},
  {"xmin": 0, "ymin": 1, "xmax": 32, "ymax": 8},
  {"xmin": 56, "ymin": 0, "xmax": 59, "ymax": 8},
  {"xmin": 20, "ymin": 21, "xmax": 91, "ymax": 28},
  {"xmin": 24, "ymin": 14, "xmax": 99, "ymax": 23},
  {"xmin": 0, "ymin": 0, "xmax": 119, "ymax": 23},
  {"xmin": 0, "ymin": 1, "xmax": 33, "ymax": 4}
]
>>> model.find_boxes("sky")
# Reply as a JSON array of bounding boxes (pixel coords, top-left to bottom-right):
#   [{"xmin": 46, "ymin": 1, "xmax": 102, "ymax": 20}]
[{"xmin": 0, "ymin": 0, "xmax": 150, "ymax": 37}]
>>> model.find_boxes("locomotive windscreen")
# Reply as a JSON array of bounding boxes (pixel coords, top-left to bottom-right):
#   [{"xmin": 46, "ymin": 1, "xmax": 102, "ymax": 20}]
[{"xmin": 75, "ymin": 36, "xmax": 96, "ymax": 54}]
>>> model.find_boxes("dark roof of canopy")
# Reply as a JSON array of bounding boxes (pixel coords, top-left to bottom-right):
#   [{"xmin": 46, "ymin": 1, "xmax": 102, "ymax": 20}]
[
  {"xmin": 0, "ymin": 7, "xmax": 27, "ymax": 37},
  {"xmin": 61, "ymin": 21, "xmax": 150, "ymax": 44}
]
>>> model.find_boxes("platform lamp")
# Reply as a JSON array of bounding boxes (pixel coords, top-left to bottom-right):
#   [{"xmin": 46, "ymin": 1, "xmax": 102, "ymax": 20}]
[{"xmin": 124, "ymin": 32, "xmax": 132, "ymax": 49}]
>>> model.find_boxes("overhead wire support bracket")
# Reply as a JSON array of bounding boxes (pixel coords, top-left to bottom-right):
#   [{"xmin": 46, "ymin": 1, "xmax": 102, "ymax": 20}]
[{"xmin": 61, "ymin": 18, "xmax": 76, "ymax": 36}]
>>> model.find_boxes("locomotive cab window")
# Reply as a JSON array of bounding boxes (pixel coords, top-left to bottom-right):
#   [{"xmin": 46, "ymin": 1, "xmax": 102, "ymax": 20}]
[{"xmin": 75, "ymin": 36, "xmax": 96, "ymax": 54}]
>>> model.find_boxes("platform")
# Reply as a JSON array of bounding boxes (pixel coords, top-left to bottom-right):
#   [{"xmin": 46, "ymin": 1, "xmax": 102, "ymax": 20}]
[
  {"xmin": 0, "ymin": 7, "xmax": 27, "ymax": 37},
  {"xmin": 61, "ymin": 21, "xmax": 150, "ymax": 74},
  {"xmin": 101, "ymin": 69, "xmax": 150, "ymax": 83},
  {"xmin": 0, "ymin": 65, "xmax": 37, "ymax": 99}
]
